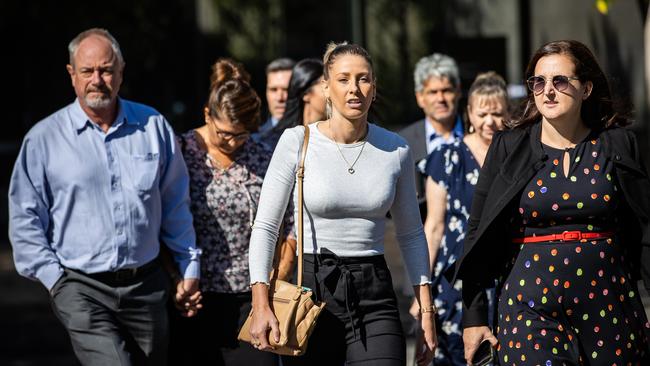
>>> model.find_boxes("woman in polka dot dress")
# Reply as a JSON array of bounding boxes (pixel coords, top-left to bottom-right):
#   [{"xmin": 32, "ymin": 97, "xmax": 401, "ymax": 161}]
[{"xmin": 457, "ymin": 40, "xmax": 650, "ymax": 365}]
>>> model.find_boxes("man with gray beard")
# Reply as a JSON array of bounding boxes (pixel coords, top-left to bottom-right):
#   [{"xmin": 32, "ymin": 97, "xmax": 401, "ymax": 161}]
[{"xmin": 8, "ymin": 28, "xmax": 201, "ymax": 365}]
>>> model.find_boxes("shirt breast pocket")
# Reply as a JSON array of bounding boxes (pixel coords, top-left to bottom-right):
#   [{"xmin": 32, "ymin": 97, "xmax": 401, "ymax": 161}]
[{"xmin": 130, "ymin": 153, "xmax": 160, "ymax": 192}]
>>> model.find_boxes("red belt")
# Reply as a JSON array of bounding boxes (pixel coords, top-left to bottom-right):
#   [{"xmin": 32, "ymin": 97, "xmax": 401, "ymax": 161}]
[{"xmin": 512, "ymin": 230, "xmax": 614, "ymax": 244}]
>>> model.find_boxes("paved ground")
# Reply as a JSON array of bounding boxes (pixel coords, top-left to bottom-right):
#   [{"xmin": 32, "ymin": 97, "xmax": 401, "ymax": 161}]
[{"xmin": 2, "ymin": 223, "xmax": 649, "ymax": 365}]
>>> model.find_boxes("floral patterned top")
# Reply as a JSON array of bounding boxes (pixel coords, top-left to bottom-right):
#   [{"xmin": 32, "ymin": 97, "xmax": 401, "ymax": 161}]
[
  {"xmin": 425, "ymin": 139, "xmax": 480, "ymax": 279},
  {"xmin": 178, "ymin": 131, "xmax": 293, "ymax": 293},
  {"xmin": 424, "ymin": 139, "xmax": 492, "ymax": 352}
]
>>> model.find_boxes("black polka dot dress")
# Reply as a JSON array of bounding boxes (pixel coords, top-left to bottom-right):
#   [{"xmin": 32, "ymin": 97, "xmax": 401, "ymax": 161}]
[{"xmin": 496, "ymin": 135, "xmax": 650, "ymax": 365}]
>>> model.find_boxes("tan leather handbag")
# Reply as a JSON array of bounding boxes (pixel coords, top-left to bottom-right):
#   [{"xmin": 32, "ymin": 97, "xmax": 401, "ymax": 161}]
[{"xmin": 238, "ymin": 126, "xmax": 325, "ymax": 356}]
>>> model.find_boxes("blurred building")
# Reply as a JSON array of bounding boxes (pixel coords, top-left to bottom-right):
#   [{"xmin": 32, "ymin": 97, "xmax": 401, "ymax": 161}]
[{"xmin": 2, "ymin": 0, "xmax": 648, "ymax": 253}]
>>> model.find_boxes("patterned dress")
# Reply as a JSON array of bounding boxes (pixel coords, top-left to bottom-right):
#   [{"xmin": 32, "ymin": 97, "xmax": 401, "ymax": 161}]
[
  {"xmin": 169, "ymin": 131, "xmax": 290, "ymax": 366},
  {"xmin": 178, "ymin": 131, "xmax": 292, "ymax": 293},
  {"xmin": 497, "ymin": 134, "xmax": 650, "ymax": 365},
  {"xmin": 425, "ymin": 140, "xmax": 492, "ymax": 365}
]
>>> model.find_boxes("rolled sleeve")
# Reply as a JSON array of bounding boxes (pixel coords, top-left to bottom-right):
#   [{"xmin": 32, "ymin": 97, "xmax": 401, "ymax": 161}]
[{"xmin": 176, "ymin": 247, "xmax": 202, "ymax": 279}]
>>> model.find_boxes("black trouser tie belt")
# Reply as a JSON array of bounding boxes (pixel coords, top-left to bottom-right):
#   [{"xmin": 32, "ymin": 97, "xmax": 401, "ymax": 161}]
[{"xmin": 314, "ymin": 248, "xmax": 360, "ymax": 339}]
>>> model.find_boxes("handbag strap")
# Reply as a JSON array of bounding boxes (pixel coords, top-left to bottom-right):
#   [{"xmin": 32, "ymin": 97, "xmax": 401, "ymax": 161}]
[{"xmin": 296, "ymin": 125, "xmax": 310, "ymax": 287}]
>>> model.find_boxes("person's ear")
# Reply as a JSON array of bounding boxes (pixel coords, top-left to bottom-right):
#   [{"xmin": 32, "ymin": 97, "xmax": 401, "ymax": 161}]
[
  {"xmin": 66, "ymin": 64, "xmax": 75, "ymax": 86},
  {"xmin": 415, "ymin": 90, "xmax": 425, "ymax": 109},
  {"xmin": 321, "ymin": 78, "xmax": 329, "ymax": 100},
  {"xmin": 204, "ymin": 107, "xmax": 211, "ymax": 124},
  {"xmin": 583, "ymin": 81, "xmax": 593, "ymax": 100}
]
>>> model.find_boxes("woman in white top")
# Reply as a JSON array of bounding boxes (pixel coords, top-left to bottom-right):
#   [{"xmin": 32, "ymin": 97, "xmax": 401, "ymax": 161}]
[{"xmin": 248, "ymin": 42, "xmax": 437, "ymax": 366}]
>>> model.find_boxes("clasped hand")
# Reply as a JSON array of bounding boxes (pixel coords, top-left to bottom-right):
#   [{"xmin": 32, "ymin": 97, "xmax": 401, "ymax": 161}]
[{"xmin": 173, "ymin": 278, "xmax": 202, "ymax": 317}]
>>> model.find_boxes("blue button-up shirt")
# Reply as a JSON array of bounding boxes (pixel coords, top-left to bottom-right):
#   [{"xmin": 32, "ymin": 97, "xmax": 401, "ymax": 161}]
[
  {"xmin": 9, "ymin": 98, "xmax": 200, "ymax": 290},
  {"xmin": 424, "ymin": 115, "xmax": 464, "ymax": 154}
]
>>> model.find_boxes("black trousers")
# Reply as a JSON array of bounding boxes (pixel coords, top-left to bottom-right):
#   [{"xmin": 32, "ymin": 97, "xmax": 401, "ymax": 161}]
[
  {"xmin": 49, "ymin": 265, "xmax": 170, "ymax": 366},
  {"xmin": 167, "ymin": 291, "xmax": 278, "ymax": 366},
  {"xmin": 282, "ymin": 249, "xmax": 406, "ymax": 366}
]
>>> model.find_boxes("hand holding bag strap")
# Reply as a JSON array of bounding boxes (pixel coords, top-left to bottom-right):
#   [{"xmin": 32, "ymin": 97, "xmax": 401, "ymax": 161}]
[{"xmin": 296, "ymin": 125, "xmax": 310, "ymax": 287}]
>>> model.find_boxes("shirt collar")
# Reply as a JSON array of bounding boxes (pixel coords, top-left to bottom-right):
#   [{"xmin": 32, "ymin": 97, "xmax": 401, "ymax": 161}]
[
  {"xmin": 425, "ymin": 115, "xmax": 464, "ymax": 141},
  {"xmin": 70, "ymin": 97, "xmax": 131, "ymax": 132}
]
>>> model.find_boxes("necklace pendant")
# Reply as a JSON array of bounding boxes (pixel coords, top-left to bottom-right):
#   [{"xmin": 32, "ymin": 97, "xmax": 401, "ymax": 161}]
[{"xmin": 348, "ymin": 168, "xmax": 355, "ymax": 174}]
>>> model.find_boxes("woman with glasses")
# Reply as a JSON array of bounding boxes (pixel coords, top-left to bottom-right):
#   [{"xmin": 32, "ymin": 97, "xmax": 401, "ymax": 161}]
[
  {"xmin": 167, "ymin": 58, "xmax": 291, "ymax": 366},
  {"xmin": 459, "ymin": 40, "xmax": 650, "ymax": 365},
  {"xmin": 412, "ymin": 71, "xmax": 508, "ymax": 365}
]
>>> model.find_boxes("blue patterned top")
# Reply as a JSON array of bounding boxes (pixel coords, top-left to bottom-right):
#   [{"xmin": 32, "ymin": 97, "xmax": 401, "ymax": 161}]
[{"xmin": 425, "ymin": 139, "xmax": 480, "ymax": 280}]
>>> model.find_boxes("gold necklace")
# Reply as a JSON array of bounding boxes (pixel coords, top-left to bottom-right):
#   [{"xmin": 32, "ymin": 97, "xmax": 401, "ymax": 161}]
[{"xmin": 328, "ymin": 121, "xmax": 368, "ymax": 174}]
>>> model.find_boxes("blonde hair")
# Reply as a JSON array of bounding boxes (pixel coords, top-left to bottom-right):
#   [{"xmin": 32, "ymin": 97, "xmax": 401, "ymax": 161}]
[
  {"xmin": 322, "ymin": 41, "xmax": 374, "ymax": 80},
  {"xmin": 467, "ymin": 71, "xmax": 508, "ymax": 106}
]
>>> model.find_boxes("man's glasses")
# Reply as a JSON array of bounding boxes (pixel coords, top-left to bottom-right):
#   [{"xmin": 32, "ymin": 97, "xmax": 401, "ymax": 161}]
[
  {"xmin": 526, "ymin": 75, "xmax": 580, "ymax": 94},
  {"xmin": 212, "ymin": 123, "xmax": 250, "ymax": 142}
]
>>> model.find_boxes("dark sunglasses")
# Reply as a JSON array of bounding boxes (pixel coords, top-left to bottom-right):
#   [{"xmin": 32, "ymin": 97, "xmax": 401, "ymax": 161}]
[{"xmin": 526, "ymin": 75, "xmax": 580, "ymax": 94}]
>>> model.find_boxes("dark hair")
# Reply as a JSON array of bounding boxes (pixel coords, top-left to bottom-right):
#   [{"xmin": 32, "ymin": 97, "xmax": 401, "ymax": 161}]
[
  {"xmin": 265, "ymin": 57, "xmax": 296, "ymax": 75},
  {"xmin": 206, "ymin": 58, "xmax": 261, "ymax": 132},
  {"xmin": 322, "ymin": 41, "xmax": 374, "ymax": 80},
  {"xmin": 511, "ymin": 40, "xmax": 629, "ymax": 129},
  {"xmin": 274, "ymin": 59, "xmax": 324, "ymax": 132}
]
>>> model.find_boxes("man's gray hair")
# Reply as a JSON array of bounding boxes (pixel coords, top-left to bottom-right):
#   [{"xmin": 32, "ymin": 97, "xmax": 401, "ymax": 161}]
[
  {"xmin": 413, "ymin": 53, "xmax": 459, "ymax": 92},
  {"xmin": 68, "ymin": 28, "xmax": 124, "ymax": 68},
  {"xmin": 265, "ymin": 57, "xmax": 295, "ymax": 75}
]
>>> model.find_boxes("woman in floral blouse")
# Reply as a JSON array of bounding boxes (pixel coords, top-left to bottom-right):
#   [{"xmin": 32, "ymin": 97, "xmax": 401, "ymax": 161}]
[
  {"xmin": 167, "ymin": 58, "xmax": 291, "ymax": 366},
  {"xmin": 414, "ymin": 72, "xmax": 508, "ymax": 365}
]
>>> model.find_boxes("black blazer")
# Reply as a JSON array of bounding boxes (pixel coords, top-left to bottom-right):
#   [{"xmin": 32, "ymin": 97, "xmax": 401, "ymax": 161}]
[
  {"xmin": 399, "ymin": 119, "xmax": 428, "ymax": 220},
  {"xmin": 455, "ymin": 121, "xmax": 650, "ymax": 327}
]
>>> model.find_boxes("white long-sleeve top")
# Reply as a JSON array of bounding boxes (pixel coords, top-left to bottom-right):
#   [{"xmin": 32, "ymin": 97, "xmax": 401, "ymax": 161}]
[{"xmin": 249, "ymin": 122, "xmax": 431, "ymax": 286}]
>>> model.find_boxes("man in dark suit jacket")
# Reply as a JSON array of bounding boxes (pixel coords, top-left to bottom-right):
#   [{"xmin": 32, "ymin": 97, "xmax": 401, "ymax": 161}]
[
  {"xmin": 399, "ymin": 53, "xmax": 464, "ymax": 220},
  {"xmin": 253, "ymin": 57, "xmax": 295, "ymax": 147}
]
